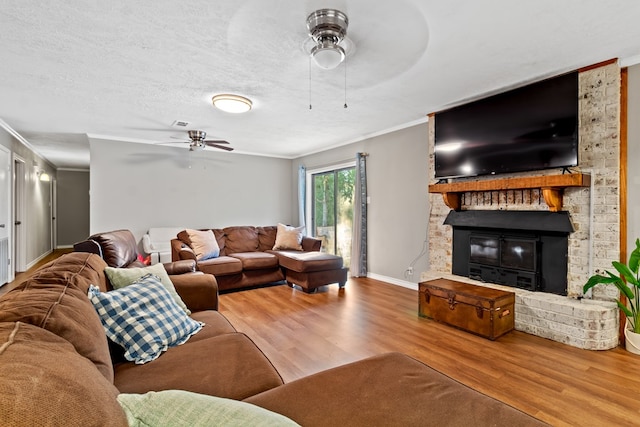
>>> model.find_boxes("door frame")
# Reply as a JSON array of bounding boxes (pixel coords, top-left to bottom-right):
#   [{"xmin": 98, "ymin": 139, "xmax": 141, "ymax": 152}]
[
  {"xmin": 51, "ymin": 178, "xmax": 57, "ymax": 249},
  {"xmin": 0, "ymin": 145, "xmax": 11, "ymax": 283},
  {"xmin": 12, "ymin": 154, "xmax": 26, "ymax": 273}
]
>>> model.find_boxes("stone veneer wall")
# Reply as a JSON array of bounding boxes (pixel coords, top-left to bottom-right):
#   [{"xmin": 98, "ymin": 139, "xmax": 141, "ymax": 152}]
[{"xmin": 424, "ymin": 62, "xmax": 621, "ymax": 350}]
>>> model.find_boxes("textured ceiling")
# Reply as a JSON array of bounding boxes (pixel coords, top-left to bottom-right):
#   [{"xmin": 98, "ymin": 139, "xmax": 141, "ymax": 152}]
[{"xmin": 1, "ymin": 0, "xmax": 640, "ymax": 169}]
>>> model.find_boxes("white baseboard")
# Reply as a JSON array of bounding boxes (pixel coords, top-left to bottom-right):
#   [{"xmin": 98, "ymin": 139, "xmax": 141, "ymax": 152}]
[
  {"xmin": 366, "ymin": 273, "xmax": 419, "ymax": 291},
  {"xmin": 26, "ymin": 250, "xmax": 53, "ymax": 270},
  {"xmin": 56, "ymin": 245, "xmax": 74, "ymax": 249}
]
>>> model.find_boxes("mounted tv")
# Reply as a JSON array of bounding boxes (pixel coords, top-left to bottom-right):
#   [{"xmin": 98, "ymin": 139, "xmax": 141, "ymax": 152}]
[{"xmin": 434, "ymin": 71, "xmax": 578, "ymax": 179}]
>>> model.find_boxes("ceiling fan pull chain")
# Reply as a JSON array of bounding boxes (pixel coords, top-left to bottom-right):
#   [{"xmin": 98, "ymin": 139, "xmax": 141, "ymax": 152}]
[
  {"xmin": 309, "ymin": 56, "xmax": 313, "ymax": 110},
  {"xmin": 344, "ymin": 55, "xmax": 348, "ymax": 109}
]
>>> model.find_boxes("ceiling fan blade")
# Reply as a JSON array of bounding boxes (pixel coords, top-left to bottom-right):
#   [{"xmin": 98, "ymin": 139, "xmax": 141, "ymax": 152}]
[
  {"xmin": 156, "ymin": 141, "xmax": 189, "ymax": 145},
  {"xmin": 206, "ymin": 143, "xmax": 234, "ymax": 151},
  {"xmin": 203, "ymin": 139, "xmax": 230, "ymax": 144}
]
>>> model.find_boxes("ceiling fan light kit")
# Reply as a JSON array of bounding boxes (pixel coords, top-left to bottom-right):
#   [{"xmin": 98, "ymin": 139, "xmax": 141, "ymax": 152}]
[
  {"xmin": 212, "ymin": 94, "xmax": 253, "ymax": 113},
  {"xmin": 307, "ymin": 9, "xmax": 349, "ymax": 70}
]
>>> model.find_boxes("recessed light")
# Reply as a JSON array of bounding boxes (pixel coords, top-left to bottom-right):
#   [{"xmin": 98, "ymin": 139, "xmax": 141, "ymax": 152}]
[{"xmin": 212, "ymin": 94, "xmax": 252, "ymax": 114}]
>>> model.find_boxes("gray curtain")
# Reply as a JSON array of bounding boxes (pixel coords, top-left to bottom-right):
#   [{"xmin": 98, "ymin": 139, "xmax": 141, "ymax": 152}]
[
  {"xmin": 298, "ymin": 165, "xmax": 306, "ymax": 229},
  {"xmin": 350, "ymin": 153, "xmax": 368, "ymax": 277}
]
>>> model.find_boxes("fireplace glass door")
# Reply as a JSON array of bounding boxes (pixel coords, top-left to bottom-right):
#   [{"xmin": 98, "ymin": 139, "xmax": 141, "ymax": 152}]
[
  {"xmin": 469, "ymin": 235, "xmax": 499, "ymax": 266},
  {"xmin": 501, "ymin": 238, "xmax": 536, "ymax": 271}
]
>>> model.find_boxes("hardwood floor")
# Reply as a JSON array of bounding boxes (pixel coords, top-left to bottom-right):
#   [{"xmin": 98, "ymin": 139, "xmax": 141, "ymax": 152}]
[{"xmin": 219, "ymin": 279, "xmax": 640, "ymax": 427}]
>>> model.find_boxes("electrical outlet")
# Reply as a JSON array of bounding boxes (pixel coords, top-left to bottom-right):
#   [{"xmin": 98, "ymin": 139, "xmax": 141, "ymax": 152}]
[{"xmin": 406, "ymin": 267, "xmax": 413, "ymax": 275}]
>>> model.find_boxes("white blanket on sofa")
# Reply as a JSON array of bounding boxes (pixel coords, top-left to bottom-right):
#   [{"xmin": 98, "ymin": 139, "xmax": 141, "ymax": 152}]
[{"xmin": 142, "ymin": 227, "xmax": 185, "ymax": 264}]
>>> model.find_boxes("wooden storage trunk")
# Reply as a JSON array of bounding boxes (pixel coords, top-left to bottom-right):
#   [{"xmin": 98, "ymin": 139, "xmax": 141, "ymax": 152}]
[{"xmin": 419, "ymin": 278, "xmax": 515, "ymax": 340}]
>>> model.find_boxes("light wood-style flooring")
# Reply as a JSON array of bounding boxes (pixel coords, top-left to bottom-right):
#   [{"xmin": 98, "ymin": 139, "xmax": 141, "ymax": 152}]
[{"xmin": 219, "ymin": 279, "xmax": 640, "ymax": 427}]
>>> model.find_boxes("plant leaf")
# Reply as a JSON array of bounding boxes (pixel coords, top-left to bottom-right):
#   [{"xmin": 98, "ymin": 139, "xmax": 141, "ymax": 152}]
[
  {"xmin": 612, "ymin": 261, "xmax": 638, "ymax": 286},
  {"xmin": 618, "ymin": 282, "xmax": 636, "ymax": 301},
  {"xmin": 583, "ymin": 274, "xmax": 620, "ymax": 293},
  {"xmin": 629, "ymin": 238, "xmax": 640, "ymax": 274},
  {"xmin": 617, "ymin": 300, "xmax": 633, "ymax": 318}
]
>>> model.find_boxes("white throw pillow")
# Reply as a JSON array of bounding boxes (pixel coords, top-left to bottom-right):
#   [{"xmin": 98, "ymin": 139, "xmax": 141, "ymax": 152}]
[
  {"xmin": 185, "ymin": 229, "xmax": 220, "ymax": 260},
  {"xmin": 272, "ymin": 223, "xmax": 305, "ymax": 251}
]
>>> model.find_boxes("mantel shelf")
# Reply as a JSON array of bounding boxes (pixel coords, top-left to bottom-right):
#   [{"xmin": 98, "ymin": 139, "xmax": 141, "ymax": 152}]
[{"xmin": 428, "ymin": 173, "xmax": 591, "ymax": 212}]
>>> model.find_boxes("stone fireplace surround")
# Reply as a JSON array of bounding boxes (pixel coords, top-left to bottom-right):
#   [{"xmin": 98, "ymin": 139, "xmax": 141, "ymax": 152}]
[{"xmin": 424, "ymin": 62, "xmax": 621, "ymax": 350}]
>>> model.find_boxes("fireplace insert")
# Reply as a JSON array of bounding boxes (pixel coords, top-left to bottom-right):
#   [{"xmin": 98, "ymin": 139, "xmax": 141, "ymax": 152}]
[
  {"xmin": 445, "ymin": 210, "xmax": 572, "ymax": 295},
  {"xmin": 468, "ymin": 234, "xmax": 539, "ymax": 291}
]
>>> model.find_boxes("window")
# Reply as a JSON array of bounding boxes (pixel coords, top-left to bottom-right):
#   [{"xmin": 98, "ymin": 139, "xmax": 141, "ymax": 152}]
[{"xmin": 306, "ymin": 162, "xmax": 355, "ymax": 267}]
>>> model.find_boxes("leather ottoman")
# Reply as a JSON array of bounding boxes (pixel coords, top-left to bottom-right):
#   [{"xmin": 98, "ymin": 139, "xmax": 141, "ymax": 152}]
[{"xmin": 274, "ymin": 251, "xmax": 348, "ymax": 293}]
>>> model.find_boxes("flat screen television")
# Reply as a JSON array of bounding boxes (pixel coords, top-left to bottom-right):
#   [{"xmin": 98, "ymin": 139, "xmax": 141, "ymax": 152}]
[{"xmin": 434, "ymin": 71, "xmax": 579, "ymax": 179}]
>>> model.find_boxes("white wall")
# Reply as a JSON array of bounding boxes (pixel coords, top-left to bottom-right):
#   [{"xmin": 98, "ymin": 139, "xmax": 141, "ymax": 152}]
[
  {"xmin": 0, "ymin": 126, "xmax": 56, "ymax": 272},
  {"xmin": 89, "ymin": 138, "xmax": 294, "ymax": 244},
  {"xmin": 628, "ymin": 64, "xmax": 640, "ymax": 254},
  {"xmin": 292, "ymin": 123, "xmax": 430, "ymax": 286}
]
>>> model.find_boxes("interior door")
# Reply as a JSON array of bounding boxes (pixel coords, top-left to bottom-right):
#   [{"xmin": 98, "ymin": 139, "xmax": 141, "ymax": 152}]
[
  {"xmin": 13, "ymin": 156, "xmax": 26, "ymax": 273},
  {"xmin": 0, "ymin": 146, "xmax": 10, "ymax": 283},
  {"xmin": 51, "ymin": 178, "xmax": 57, "ymax": 250}
]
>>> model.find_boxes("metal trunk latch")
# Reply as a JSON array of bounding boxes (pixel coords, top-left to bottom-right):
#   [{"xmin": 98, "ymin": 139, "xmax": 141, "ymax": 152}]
[
  {"xmin": 447, "ymin": 292, "xmax": 456, "ymax": 310},
  {"xmin": 423, "ymin": 289, "xmax": 431, "ymax": 303}
]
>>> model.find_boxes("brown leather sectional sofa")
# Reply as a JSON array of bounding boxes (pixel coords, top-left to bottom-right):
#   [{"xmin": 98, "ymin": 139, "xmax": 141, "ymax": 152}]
[
  {"xmin": 0, "ymin": 251, "xmax": 546, "ymax": 426},
  {"xmin": 171, "ymin": 225, "xmax": 348, "ymax": 293}
]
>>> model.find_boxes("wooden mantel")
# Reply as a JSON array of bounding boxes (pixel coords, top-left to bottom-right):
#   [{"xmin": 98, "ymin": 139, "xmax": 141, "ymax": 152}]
[{"xmin": 428, "ymin": 173, "xmax": 591, "ymax": 212}]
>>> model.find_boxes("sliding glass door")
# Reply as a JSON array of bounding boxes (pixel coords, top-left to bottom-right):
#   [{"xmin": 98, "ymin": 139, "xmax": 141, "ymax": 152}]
[{"xmin": 310, "ymin": 165, "xmax": 355, "ymax": 267}]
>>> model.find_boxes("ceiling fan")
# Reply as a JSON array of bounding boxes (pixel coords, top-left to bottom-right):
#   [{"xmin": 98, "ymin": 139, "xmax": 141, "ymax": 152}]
[{"xmin": 168, "ymin": 130, "xmax": 234, "ymax": 152}]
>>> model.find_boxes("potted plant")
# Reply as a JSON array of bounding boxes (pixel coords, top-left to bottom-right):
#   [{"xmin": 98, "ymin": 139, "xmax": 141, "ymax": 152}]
[{"xmin": 583, "ymin": 238, "xmax": 640, "ymax": 354}]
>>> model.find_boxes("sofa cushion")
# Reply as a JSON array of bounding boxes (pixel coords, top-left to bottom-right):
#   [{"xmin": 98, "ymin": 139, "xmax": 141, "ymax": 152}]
[
  {"xmin": 88, "ymin": 275, "xmax": 203, "ymax": 364},
  {"xmin": 257, "ymin": 226, "xmax": 279, "ymax": 251},
  {"xmin": 13, "ymin": 250, "xmax": 110, "ymax": 292},
  {"xmin": 117, "ymin": 390, "xmax": 299, "ymax": 427},
  {"xmin": 114, "ymin": 333, "xmax": 284, "ymax": 400},
  {"xmin": 245, "ymin": 352, "xmax": 546, "ymax": 427},
  {"xmin": 105, "ymin": 263, "xmax": 191, "ymax": 315},
  {"xmin": 197, "ymin": 255, "xmax": 243, "ymax": 276},
  {"xmin": 0, "ymin": 253, "xmax": 114, "ymax": 381},
  {"xmin": 188, "ymin": 310, "xmax": 237, "ymax": 341},
  {"xmin": 272, "ymin": 224, "xmax": 304, "ymax": 251},
  {"xmin": 230, "ymin": 252, "xmax": 280, "ymax": 271},
  {"xmin": 0, "ymin": 322, "xmax": 128, "ymax": 426},
  {"xmin": 275, "ymin": 251, "xmax": 344, "ymax": 273},
  {"xmin": 224, "ymin": 226, "xmax": 260, "ymax": 254},
  {"xmin": 185, "ymin": 228, "xmax": 220, "ymax": 260}
]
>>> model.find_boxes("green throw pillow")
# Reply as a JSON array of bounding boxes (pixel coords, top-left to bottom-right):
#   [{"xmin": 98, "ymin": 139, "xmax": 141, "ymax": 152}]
[
  {"xmin": 117, "ymin": 390, "xmax": 300, "ymax": 427},
  {"xmin": 104, "ymin": 263, "xmax": 191, "ymax": 315}
]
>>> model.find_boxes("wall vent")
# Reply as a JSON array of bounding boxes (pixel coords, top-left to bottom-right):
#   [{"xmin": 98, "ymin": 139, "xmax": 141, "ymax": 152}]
[{"xmin": 171, "ymin": 120, "xmax": 190, "ymax": 128}]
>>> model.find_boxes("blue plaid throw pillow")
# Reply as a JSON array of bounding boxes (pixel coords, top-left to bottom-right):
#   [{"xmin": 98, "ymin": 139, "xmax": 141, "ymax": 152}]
[{"xmin": 88, "ymin": 274, "xmax": 203, "ymax": 364}]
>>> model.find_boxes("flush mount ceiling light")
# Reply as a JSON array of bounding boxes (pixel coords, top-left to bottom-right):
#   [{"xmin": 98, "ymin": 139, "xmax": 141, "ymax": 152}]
[
  {"xmin": 212, "ymin": 94, "xmax": 252, "ymax": 114},
  {"xmin": 306, "ymin": 9, "xmax": 349, "ymax": 70}
]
